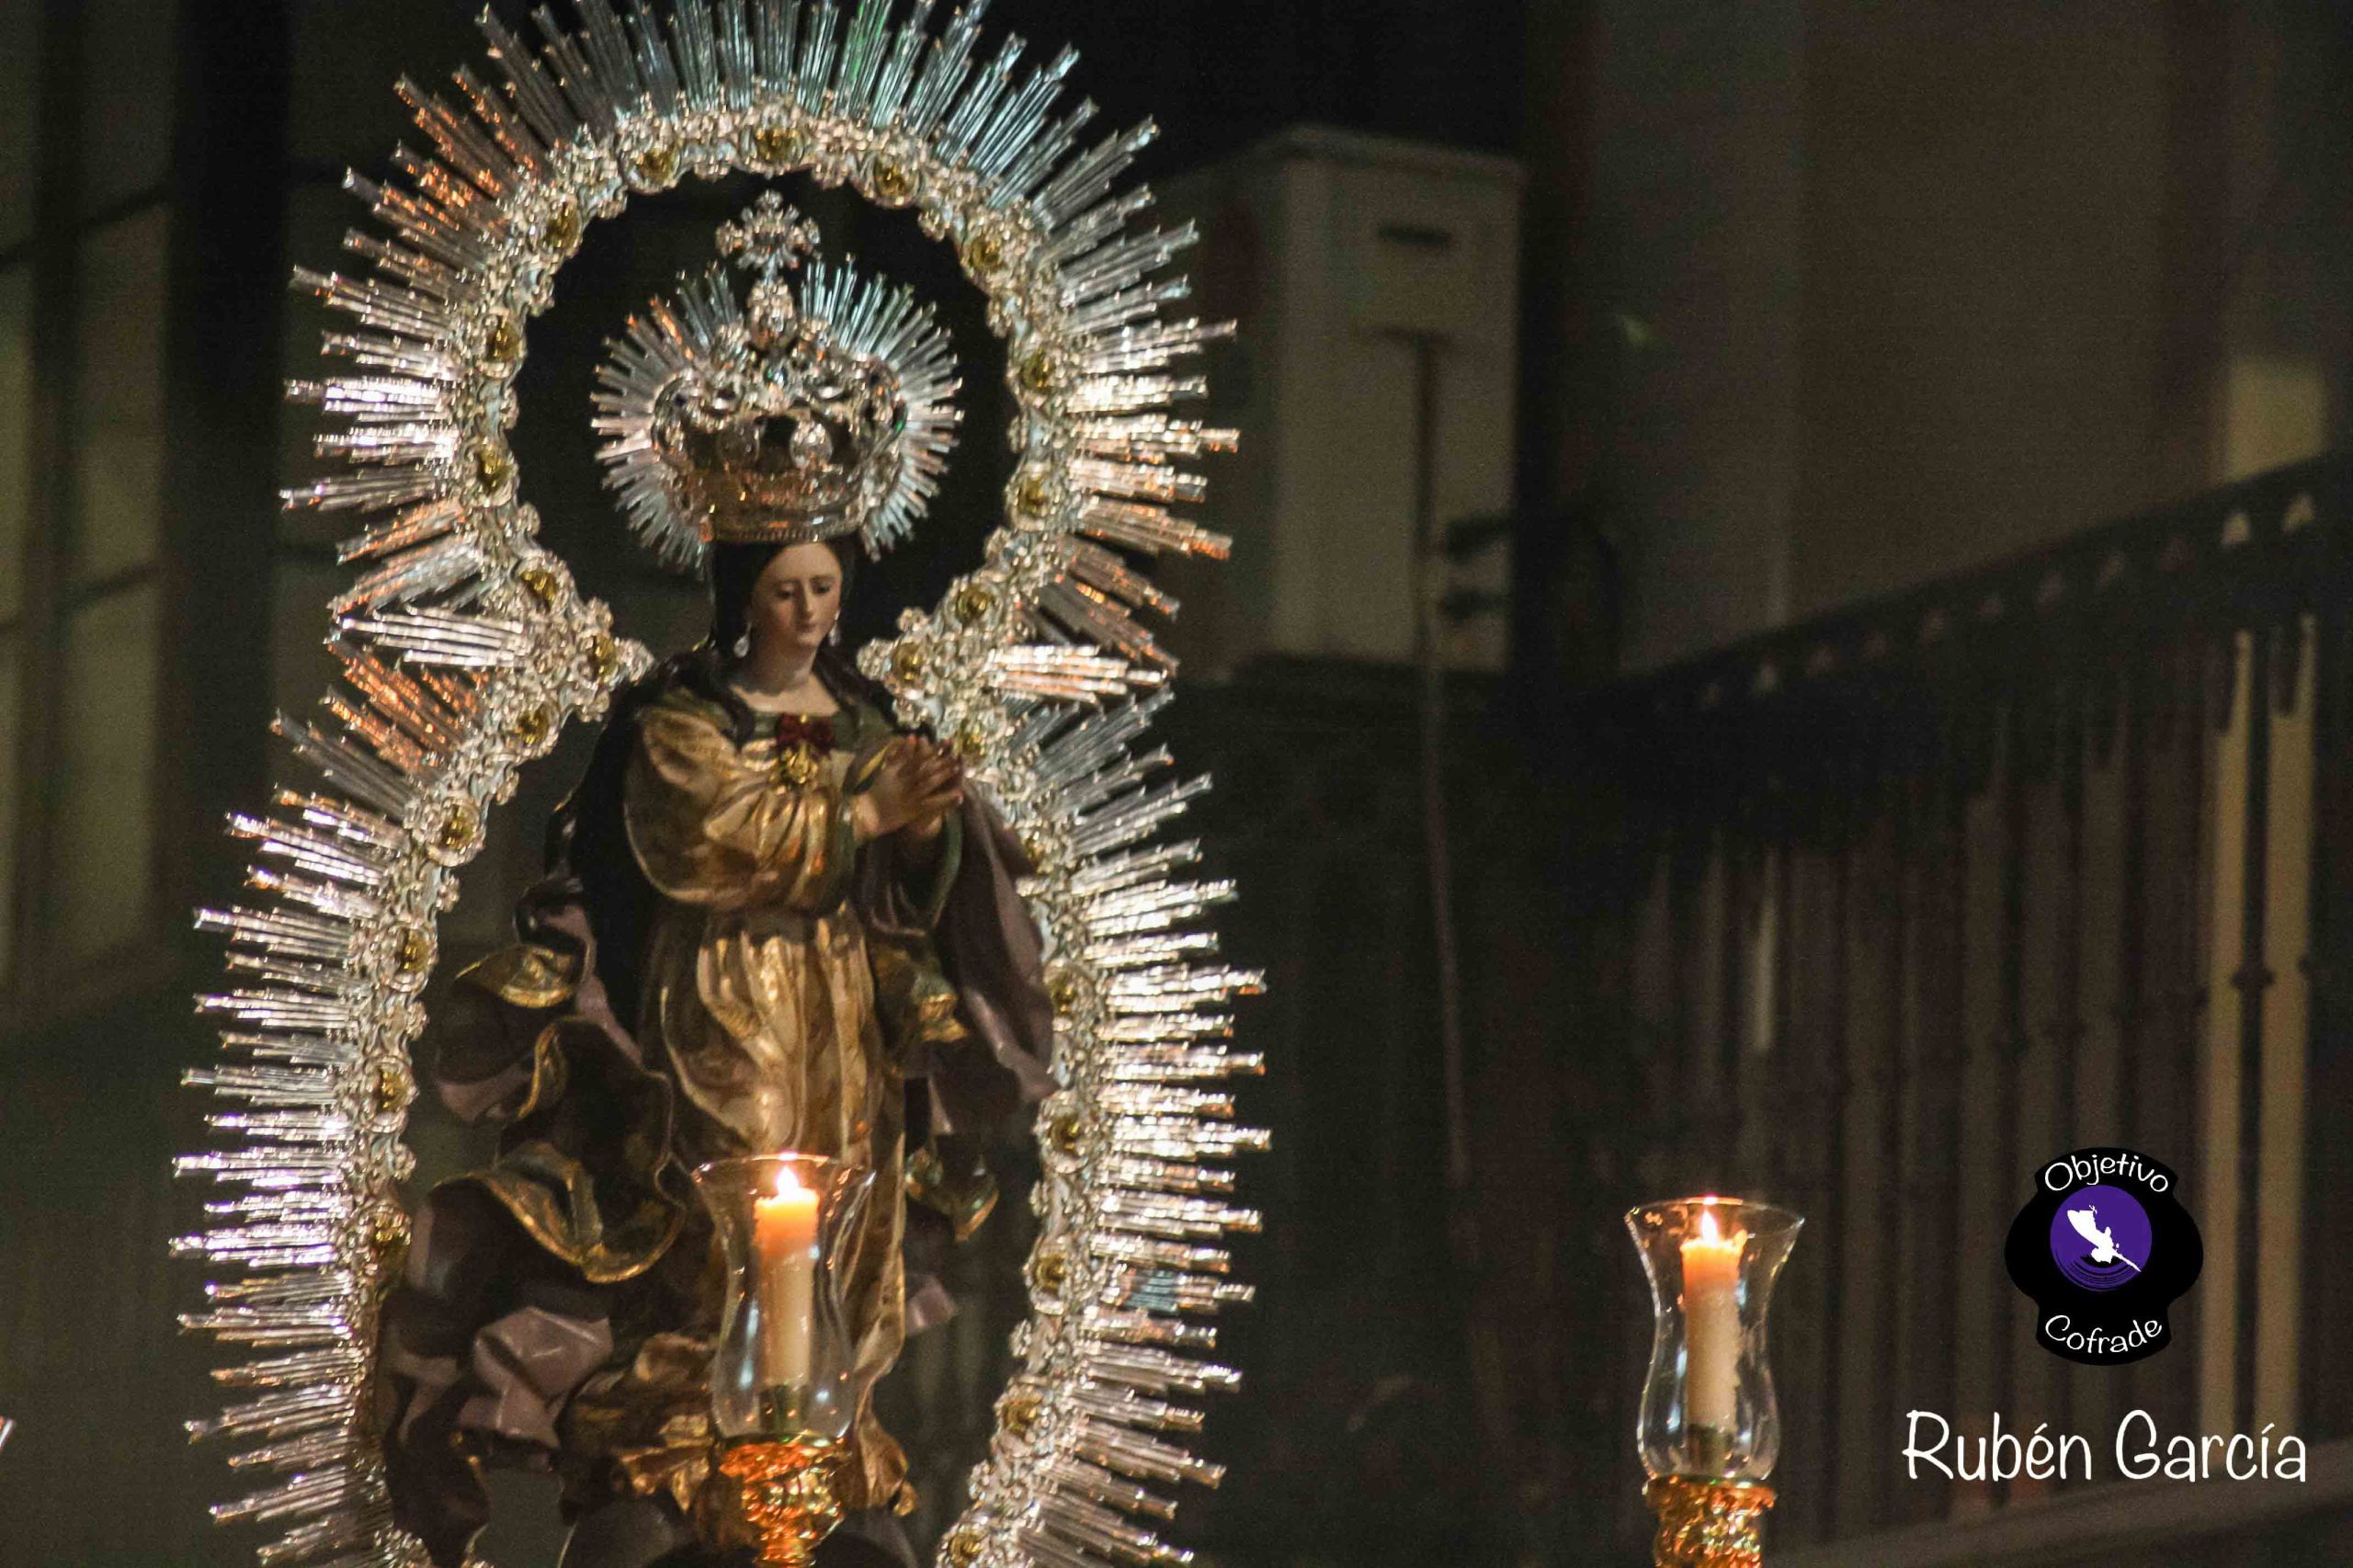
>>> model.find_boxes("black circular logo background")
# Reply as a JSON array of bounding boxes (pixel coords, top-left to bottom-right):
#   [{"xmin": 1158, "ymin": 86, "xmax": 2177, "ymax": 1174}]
[{"xmin": 2005, "ymin": 1147, "xmax": 2201, "ymax": 1366}]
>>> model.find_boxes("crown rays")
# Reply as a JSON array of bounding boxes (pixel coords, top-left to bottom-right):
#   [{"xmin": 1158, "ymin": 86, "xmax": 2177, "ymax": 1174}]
[{"xmin": 592, "ymin": 231, "xmax": 963, "ymax": 568}]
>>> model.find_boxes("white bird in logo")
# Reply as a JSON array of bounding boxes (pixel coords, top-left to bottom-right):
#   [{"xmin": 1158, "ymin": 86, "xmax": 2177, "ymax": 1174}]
[{"xmin": 2067, "ymin": 1206, "xmax": 2143, "ymax": 1272}]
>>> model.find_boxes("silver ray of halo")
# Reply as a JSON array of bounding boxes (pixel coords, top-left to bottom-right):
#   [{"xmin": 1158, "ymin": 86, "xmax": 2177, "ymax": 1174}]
[
  {"xmin": 591, "ymin": 250, "xmax": 963, "ymax": 569},
  {"xmin": 176, "ymin": 4, "xmax": 1259, "ymax": 1568}
]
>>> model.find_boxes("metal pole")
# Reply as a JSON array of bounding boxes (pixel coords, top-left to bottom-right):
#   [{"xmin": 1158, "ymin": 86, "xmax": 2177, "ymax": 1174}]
[
  {"xmin": 1394, "ymin": 326, "xmax": 1512, "ymax": 1531},
  {"xmin": 1403, "ymin": 331, "xmax": 1473, "ymax": 1205}
]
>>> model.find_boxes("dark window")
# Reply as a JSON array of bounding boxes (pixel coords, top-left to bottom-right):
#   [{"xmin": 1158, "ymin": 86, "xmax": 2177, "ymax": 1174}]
[{"xmin": 2, "ymin": 0, "xmax": 179, "ymax": 1010}]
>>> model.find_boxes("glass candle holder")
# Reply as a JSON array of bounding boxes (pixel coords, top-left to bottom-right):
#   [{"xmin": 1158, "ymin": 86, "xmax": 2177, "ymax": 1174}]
[
  {"xmin": 692, "ymin": 1153, "xmax": 877, "ymax": 1446},
  {"xmin": 1624, "ymin": 1196, "xmax": 1802, "ymax": 1483}
]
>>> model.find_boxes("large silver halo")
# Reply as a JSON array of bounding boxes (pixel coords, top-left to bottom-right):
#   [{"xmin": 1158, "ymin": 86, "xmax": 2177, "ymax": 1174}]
[{"xmin": 176, "ymin": 5, "xmax": 1263, "ymax": 1566}]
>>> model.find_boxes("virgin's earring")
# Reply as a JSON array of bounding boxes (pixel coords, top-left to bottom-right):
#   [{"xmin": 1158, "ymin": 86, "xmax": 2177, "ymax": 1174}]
[
  {"xmin": 732, "ymin": 631, "xmax": 752, "ymax": 659},
  {"xmin": 827, "ymin": 619, "xmax": 841, "ymax": 646}
]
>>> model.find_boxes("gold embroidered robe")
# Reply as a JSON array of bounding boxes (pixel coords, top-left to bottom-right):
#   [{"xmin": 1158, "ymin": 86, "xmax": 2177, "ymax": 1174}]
[
  {"xmin": 381, "ymin": 669, "xmax": 1056, "ymax": 1568},
  {"xmin": 620, "ymin": 687, "xmax": 966, "ymax": 1510}
]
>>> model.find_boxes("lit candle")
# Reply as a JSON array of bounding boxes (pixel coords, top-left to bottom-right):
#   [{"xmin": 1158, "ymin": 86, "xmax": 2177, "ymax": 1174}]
[
  {"xmin": 753, "ymin": 1164, "xmax": 820, "ymax": 1387},
  {"xmin": 1681, "ymin": 1204, "xmax": 1745, "ymax": 1440}
]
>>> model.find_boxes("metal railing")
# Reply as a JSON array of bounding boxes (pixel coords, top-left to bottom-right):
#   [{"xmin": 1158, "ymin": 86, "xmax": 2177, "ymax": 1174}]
[{"xmin": 1554, "ymin": 455, "xmax": 2353, "ymax": 1547}]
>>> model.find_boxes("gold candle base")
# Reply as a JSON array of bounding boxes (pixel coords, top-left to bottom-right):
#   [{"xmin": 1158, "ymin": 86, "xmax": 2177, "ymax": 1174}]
[
  {"xmin": 1643, "ymin": 1476, "xmax": 1776, "ymax": 1568},
  {"xmin": 719, "ymin": 1439, "xmax": 845, "ymax": 1567}
]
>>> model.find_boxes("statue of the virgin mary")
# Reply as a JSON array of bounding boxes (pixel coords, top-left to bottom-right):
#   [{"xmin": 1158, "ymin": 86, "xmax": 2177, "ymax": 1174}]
[{"xmin": 376, "ymin": 197, "xmax": 1054, "ymax": 1568}]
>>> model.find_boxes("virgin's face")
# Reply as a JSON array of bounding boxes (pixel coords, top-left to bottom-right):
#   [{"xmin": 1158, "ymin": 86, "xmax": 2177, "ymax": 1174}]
[{"xmin": 747, "ymin": 541, "xmax": 843, "ymax": 660}]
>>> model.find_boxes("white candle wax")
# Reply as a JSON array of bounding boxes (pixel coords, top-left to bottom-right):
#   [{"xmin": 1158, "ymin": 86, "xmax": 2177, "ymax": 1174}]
[
  {"xmin": 1681, "ymin": 1206, "xmax": 1745, "ymax": 1439},
  {"xmin": 754, "ymin": 1166, "xmax": 820, "ymax": 1387}
]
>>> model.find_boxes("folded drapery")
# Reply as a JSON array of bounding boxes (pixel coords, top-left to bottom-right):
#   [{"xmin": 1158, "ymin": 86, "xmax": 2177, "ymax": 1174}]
[{"xmin": 381, "ymin": 686, "xmax": 1052, "ymax": 1568}]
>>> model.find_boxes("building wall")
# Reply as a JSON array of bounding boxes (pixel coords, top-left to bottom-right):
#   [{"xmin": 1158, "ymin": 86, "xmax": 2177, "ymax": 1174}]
[
  {"xmin": 1790, "ymin": 2, "xmax": 2176, "ymax": 621},
  {"xmin": 1580, "ymin": 0, "xmax": 1806, "ymax": 669},
  {"xmin": 1571, "ymin": 0, "xmax": 2353, "ymax": 670}
]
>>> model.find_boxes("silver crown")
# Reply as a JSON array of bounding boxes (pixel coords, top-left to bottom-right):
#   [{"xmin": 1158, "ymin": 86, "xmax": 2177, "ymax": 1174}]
[{"xmin": 593, "ymin": 193, "xmax": 961, "ymax": 567}]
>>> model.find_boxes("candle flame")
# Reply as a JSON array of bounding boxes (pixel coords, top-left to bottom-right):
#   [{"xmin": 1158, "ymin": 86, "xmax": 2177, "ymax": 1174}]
[
  {"xmin": 1696, "ymin": 1207, "xmax": 1724, "ymax": 1244},
  {"xmin": 770, "ymin": 1164, "xmax": 810, "ymax": 1200}
]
